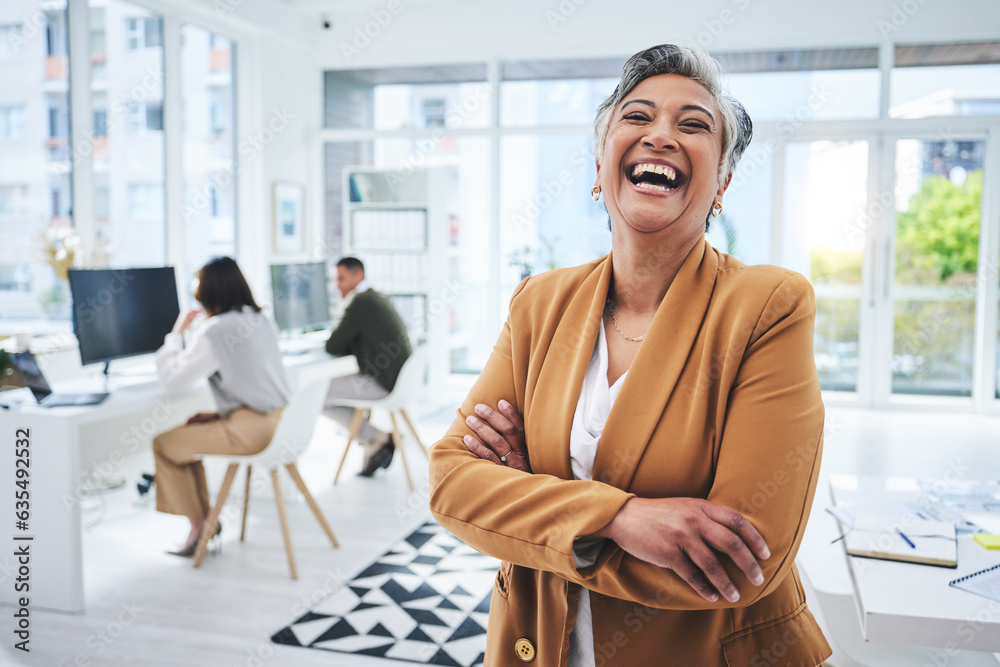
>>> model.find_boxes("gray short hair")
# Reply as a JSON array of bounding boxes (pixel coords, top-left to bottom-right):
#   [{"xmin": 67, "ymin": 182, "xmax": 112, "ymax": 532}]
[{"xmin": 594, "ymin": 44, "xmax": 752, "ymax": 185}]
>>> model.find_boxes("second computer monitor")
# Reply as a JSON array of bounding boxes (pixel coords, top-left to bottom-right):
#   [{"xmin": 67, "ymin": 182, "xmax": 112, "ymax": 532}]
[{"xmin": 270, "ymin": 262, "xmax": 331, "ymax": 332}]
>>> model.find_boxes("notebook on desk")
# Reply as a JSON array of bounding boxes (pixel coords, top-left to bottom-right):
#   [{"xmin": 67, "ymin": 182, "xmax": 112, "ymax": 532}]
[{"xmin": 846, "ymin": 514, "xmax": 958, "ymax": 568}]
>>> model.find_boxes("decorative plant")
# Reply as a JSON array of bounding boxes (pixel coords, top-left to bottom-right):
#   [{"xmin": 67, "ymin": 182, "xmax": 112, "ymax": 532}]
[
  {"xmin": 508, "ymin": 246, "xmax": 534, "ymax": 280},
  {"xmin": 507, "ymin": 236, "xmax": 560, "ymax": 280},
  {"xmin": 39, "ymin": 227, "xmax": 81, "ymax": 281},
  {"xmin": 36, "ymin": 227, "xmax": 83, "ymax": 318},
  {"xmin": 718, "ymin": 212, "xmax": 738, "ymax": 258},
  {"xmin": 0, "ymin": 349, "xmax": 15, "ymax": 387}
]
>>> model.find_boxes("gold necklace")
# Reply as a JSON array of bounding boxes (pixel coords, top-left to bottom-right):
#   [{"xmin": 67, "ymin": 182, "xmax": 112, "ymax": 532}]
[{"xmin": 607, "ymin": 301, "xmax": 646, "ymax": 342}]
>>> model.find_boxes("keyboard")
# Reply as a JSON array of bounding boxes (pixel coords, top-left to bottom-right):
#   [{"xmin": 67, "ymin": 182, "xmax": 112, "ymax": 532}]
[
  {"xmin": 280, "ymin": 339, "xmax": 326, "ymax": 355},
  {"xmin": 40, "ymin": 393, "xmax": 110, "ymax": 407}
]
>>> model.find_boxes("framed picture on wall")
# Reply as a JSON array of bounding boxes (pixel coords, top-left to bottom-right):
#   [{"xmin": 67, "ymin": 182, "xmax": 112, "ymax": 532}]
[{"xmin": 273, "ymin": 183, "xmax": 305, "ymax": 254}]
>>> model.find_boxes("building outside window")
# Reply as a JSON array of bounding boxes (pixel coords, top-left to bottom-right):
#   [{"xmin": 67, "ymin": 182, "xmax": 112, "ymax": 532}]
[
  {"xmin": 125, "ymin": 16, "xmax": 162, "ymax": 50},
  {"xmin": 0, "ymin": 24, "xmax": 23, "ymax": 61},
  {"xmin": 0, "ymin": 1, "xmax": 72, "ymax": 327},
  {"xmin": 0, "ymin": 107, "xmax": 26, "ymax": 141}
]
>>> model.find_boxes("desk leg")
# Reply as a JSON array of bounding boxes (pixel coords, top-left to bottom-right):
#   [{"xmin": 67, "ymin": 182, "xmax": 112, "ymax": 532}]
[{"xmin": 0, "ymin": 412, "xmax": 84, "ymax": 614}]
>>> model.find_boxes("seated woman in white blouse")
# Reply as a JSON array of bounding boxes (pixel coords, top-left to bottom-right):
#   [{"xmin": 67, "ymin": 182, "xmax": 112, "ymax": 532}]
[{"xmin": 154, "ymin": 257, "xmax": 290, "ymax": 557}]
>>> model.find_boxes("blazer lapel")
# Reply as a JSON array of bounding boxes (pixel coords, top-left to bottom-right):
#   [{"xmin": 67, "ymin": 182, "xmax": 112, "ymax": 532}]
[
  {"xmin": 592, "ymin": 239, "xmax": 719, "ymax": 490},
  {"xmin": 528, "ymin": 257, "xmax": 612, "ymax": 480}
]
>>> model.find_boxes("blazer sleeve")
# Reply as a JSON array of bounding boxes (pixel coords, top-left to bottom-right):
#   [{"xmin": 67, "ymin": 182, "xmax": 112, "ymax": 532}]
[
  {"xmin": 429, "ymin": 279, "xmax": 636, "ymax": 579},
  {"xmin": 576, "ymin": 273, "xmax": 825, "ymax": 609},
  {"xmin": 325, "ymin": 300, "xmax": 360, "ymax": 357},
  {"xmin": 432, "ymin": 273, "xmax": 823, "ymax": 611}
]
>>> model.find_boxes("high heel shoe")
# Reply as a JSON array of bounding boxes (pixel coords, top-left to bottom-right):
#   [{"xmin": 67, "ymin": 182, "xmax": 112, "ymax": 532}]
[
  {"xmin": 167, "ymin": 523, "xmax": 221, "ymax": 558},
  {"xmin": 137, "ymin": 473, "xmax": 155, "ymax": 497}
]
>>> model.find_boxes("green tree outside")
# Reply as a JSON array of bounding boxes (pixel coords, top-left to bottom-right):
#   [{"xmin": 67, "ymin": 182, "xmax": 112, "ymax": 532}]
[{"xmin": 809, "ymin": 169, "xmax": 982, "ymax": 395}]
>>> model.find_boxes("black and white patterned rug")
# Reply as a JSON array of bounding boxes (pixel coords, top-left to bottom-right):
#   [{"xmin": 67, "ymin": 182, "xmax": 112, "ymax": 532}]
[{"xmin": 271, "ymin": 521, "xmax": 498, "ymax": 666}]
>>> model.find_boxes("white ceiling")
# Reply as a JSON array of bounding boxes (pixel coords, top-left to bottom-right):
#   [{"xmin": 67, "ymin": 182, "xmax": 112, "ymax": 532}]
[{"xmin": 279, "ymin": 0, "xmax": 454, "ymax": 19}]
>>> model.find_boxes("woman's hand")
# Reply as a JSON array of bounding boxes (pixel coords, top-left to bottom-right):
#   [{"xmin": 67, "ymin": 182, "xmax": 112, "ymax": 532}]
[
  {"xmin": 186, "ymin": 412, "xmax": 220, "ymax": 425},
  {"xmin": 591, "ymin": 497, "xmax": 769, "ymax": 604},
  {"xmin": 462, "ymin": 400, "xmax": 531, "ymax": 473},
  {"xmin": 173, "ymin": 308, "xmax": 203, "ymax": 335}
]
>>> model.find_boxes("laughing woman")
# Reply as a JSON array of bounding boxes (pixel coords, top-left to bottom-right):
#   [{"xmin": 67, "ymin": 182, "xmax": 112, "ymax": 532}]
[{"xmin": 429, "ymin": 45, "xmax": 831, "ymax": 666}]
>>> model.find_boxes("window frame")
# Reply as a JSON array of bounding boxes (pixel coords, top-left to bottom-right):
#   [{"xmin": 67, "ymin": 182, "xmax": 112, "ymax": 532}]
[{"xmin": 318, "ymin": 44, "xmax": 1000, "ymax": 411}]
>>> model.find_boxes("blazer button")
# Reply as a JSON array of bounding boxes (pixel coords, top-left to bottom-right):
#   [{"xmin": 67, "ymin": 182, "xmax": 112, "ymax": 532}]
[{"xmin": 514, "ymin": 637, "xmax": 535, "ymax": 662}]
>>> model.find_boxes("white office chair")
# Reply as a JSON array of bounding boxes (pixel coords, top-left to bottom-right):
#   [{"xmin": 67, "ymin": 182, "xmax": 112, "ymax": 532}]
[
  {"xmin": 192, "ymin": 378, "xmax": 339, "ymax": 579},
  {"xmin": 331, "ymin": 345, "xmax": 429, "ymax": 492}
]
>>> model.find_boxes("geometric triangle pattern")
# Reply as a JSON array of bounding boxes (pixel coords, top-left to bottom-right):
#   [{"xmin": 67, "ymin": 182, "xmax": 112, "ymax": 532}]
[{"xmin": 271, "ymin": 521, "xmax": 498, "ymax": 666}]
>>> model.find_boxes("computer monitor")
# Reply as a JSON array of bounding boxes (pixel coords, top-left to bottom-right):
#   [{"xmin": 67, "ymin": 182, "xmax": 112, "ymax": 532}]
[
  {"xmin": 270, "ymin": 262, "xmax": 331, "ymax": 332},
  {"xmin": 68, "ymin": 267, "xmax": 181, "ymax": 367}
]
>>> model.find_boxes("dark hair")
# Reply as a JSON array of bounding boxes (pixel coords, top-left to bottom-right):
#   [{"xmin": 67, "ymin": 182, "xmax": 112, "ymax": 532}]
[
  {"xmin": 196, "ymin": 257, "xmax": 262, "ymax": 317},
  {"xmin": 336, "ymin": 256, "xmax": 365, "ymax": 273}
]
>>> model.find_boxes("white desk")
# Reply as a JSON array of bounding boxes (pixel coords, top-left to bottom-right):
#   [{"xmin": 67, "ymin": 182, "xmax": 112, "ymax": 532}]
[
  {"xmin": 830, "ymin": 474, "xmax": 1000, "ymax": 653},
  {"xmin": 0, "ymin": 349, "xmax": 356, "ymax": 613}
]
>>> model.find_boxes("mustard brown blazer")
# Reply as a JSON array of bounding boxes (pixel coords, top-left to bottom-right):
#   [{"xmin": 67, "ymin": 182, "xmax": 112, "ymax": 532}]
[{"xmin": 429, "ymin": 239, "xmax": 832, "ymax": 666}]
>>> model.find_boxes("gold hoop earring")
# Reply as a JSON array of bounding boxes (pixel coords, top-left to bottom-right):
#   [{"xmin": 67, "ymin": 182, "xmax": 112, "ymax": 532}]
[
  {"xmin": 711, "ymin": 202, "xmax": 723, "ymax": 217},
  {"xmin": 591, "ymin": 186, "xmax": 601, "ymax": 201}
]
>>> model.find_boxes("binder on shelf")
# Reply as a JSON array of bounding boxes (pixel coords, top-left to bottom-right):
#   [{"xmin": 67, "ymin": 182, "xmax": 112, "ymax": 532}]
[{"xmin": 350, "ymin": 209, "xmax": 427, "ymax": 251}]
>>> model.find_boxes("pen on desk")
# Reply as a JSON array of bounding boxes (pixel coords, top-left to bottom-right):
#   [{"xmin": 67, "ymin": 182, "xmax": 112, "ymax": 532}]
[{"xmin": 898, "ymin": 530, "xmax": 917, "ymax": 549}]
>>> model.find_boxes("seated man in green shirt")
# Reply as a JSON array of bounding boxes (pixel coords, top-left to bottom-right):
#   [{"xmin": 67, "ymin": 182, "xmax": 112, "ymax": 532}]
[{"xmin": 324, "ymin": 257, "xmax": 413, "ymax": 476}]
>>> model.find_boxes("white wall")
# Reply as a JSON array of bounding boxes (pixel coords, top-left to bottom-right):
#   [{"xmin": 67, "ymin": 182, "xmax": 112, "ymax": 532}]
[
  {"xmin": 312, "ymin": 0, "xmax": 1000, "ymax": 69},
  {"xmin": 235, "ymin": 36, "xmax": 323, "ymax": 299},
  {"xmin": 141, "ymin": 0, "xmax": 322, "ymax": 297}
]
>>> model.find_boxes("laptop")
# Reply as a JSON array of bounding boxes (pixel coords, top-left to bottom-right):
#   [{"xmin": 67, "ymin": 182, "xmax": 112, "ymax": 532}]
[{"xmin": 9, "ymin": 351, "xmax": 109, "ymax": 407}]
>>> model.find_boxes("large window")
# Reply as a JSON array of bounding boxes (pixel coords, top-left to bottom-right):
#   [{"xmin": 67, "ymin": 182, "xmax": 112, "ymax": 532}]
[
  {"xmin": 0, "ymin": 2, "xmax": 240, "ymax": 339},
  {"xmin": 324, "ymin": 65, "xmax": 490, "ymax": 131},
  {"xmin": 323, "ymin": 43, "xmax": 1000, "ymax": 411},
  {"xmin": 717, "ymin": 48, "xmax": 882, "ymax": 122},
  {"xmin": 892, "ymin": 139, "xmax": 983, "ymax": 397},
  {"xmin": 89, "ymin": 0, "xmax": 166, "ymax": 268},
  {"xmin": 180, "ymin": 24, "xmax": 236, "ymax": 280},
  {"xmin": 0, "ymin": 1, "xmax": 72, "ymax": 328},
  {"xmin": 783, "ymin": 140, "xmax": 870, "ymax": 393},
  {"xmin": 891, "ymin": 42, "xmax": 1000, "ymax": 118}
]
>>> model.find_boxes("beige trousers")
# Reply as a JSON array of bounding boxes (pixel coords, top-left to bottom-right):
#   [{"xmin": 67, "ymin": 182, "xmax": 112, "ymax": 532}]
[{"xmin": 152, "ymin": 407, "xmax": 282, "ymax": 518}]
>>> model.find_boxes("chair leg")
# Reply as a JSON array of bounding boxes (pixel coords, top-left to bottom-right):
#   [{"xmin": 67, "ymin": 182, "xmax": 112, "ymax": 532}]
[
  {"xmin": 286, "ymin": 462, "xmax": 339, "ymax": 548},
  {"xmin": 389, "ymin": 411, "xmax": 414, "ymax": 492},
  {"xmin": 240, "ymin": 465, "xmax": 252, "ymax": 543},
  {"xmin": 271, "ymin": 467, "xmax": 298, "ymax": 580},
  {"xmin": 333, "ymin": 408, "xmax": 365, "ymax": 486},
  {"xmin": 193, "ymin": 463, "xmax": 240, "ymax": 568},
  {"xmin": 399, "ymin": 408, "xmax": 429, "ymax": 459}
]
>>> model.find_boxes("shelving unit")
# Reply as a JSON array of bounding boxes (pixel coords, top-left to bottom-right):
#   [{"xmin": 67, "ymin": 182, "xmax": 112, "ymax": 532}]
[{"xmin": 342, "ymin": 166, "xmax": 451, "ymax": 389}]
